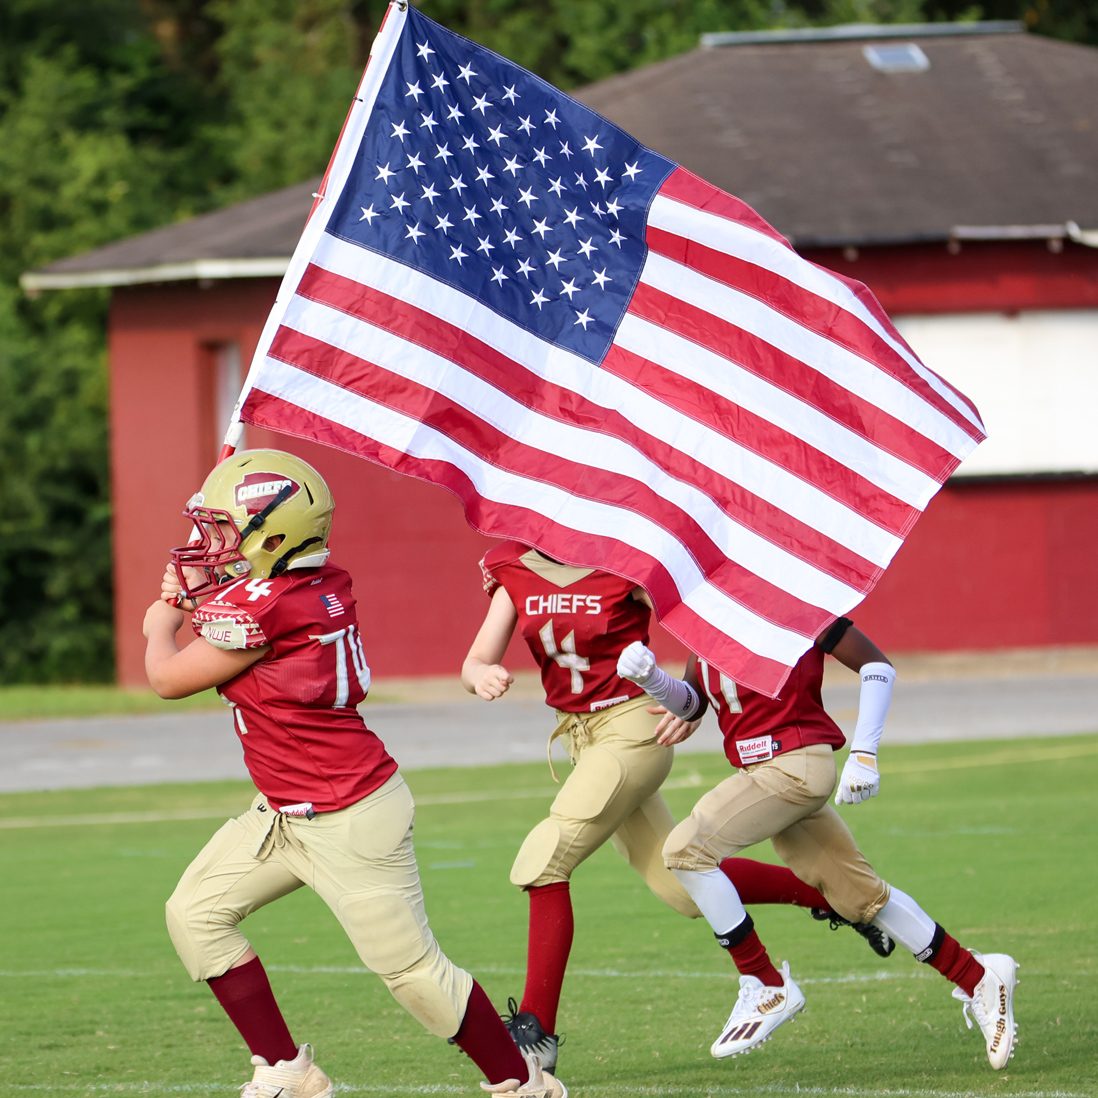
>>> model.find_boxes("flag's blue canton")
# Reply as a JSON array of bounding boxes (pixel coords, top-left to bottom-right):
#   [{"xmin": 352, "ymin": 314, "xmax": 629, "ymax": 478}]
[{"xmin": 327, "ymin": 6, "xmax": 674, "ymax": 364}]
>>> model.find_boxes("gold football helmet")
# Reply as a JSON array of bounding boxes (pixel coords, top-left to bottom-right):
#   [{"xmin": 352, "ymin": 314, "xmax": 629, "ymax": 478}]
[{"xmin": 171, "ymin": 449, "xmax": 334, "ymax": 599}]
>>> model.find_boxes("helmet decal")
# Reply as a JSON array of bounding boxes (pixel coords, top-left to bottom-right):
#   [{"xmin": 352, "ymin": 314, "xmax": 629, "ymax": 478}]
[{"xmin": 234, "ymin": 473, "xmax": 301, "ymax": 514}]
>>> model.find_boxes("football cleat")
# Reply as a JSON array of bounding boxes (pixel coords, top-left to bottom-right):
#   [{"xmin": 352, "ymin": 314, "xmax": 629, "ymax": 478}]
[
  {"xmin": 502, "ymin": 998, "xmax": 560, "ymax": 1073},
  {"xmin": 240, "ymin": 1043, "xmax": 333, "ymax": 1098},
  {"xmin": 811, "ymin": 907, "xmax": 896, "ymax": 958},
  {"xmin": 952, "ymin": 952, "xmax": 1018, "ymax": 1069},
  {"xmin": 481, "ymin": 1051, "xmax": 568, "ymax": 1097},
  {"xmin": 710, "ymin": 961, "xmax": 805, "ymax": 1059}
]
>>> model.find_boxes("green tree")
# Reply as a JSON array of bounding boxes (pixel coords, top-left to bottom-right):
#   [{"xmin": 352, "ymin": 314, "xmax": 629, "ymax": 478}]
[
  {"xmin": 202, "ymin": 0, "xmax": 381, "ymax": 201},
  {"xmin": 0, "ymin": 9, "xmax": 214, "ymax": 682}
]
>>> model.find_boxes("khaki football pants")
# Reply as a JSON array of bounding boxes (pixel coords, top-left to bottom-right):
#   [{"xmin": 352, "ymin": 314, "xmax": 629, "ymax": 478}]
[
  {"xmin": 662, "ymin": 744, "xmax": 889, "ymax": 923},
  {"xmin": 510, "ymin": 695, "xmax": 701, "ymax": 918},
  {"xmin": 165, "ymin": 772, "xmax": 473, "ymax": 1038}
]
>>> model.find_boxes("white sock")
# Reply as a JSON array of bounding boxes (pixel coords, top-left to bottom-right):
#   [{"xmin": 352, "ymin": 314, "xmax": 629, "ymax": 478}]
[
  {"xmin": 672, "ymin": 868, "xmax": 747, "ymax": 934},
  {"xmin": 872, "ymin": 886, "xmax": 937, "ymax": 955}
]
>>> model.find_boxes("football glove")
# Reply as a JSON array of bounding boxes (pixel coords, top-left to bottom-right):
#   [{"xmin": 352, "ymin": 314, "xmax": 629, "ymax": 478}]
[
  {"xmin": 617, "ymin": 640, "xmax": 658, "ymax": 686},
  {"xmin": 834, "ymin": 752, "xmax": 880, "ymax": 805}
]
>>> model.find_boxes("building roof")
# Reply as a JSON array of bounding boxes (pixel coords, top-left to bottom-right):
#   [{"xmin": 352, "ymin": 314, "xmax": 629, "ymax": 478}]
[
  {"xmin": 21, "ymin": 180, "xmax": 321, "ymax": 291},
  {"xmin": 22, "ymin": 21, "xmax": 1098, "ymax": 290},
  {"xmin": 576, "ymin": 22, "xmax": 1098, "ymax": 248}
]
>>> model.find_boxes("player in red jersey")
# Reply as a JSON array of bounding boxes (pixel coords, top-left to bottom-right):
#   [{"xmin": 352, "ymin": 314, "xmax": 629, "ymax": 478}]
[
  {"xmin": 142, "ymin": 451, "xmax": 565, "ymax": 1098},
  {"xmin": 616, "ymin": 620, "xmax": 1018, "ymax": 1069},
  {"xmin": 461, "ymin": 543, "xmax": 707, "ymax": 1073}
]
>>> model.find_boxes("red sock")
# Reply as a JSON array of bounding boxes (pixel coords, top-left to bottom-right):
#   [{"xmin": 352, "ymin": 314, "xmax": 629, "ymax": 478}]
[
  {"xmin": 451, "ymin": 980, "xmax": 528, "ymax": 1085},
  {"xmin": 519, "ymin": 881, "xmax": 573, "ymax": 1034},
  {"xmin": 207, "ymin": 956, "xmax": 297, "ymax": 1064},
  {"xmin": 719, "ymin": 857, "xmax": 828, "ymax": 909},
  {"xmin": 927, "ymin": 931, "xmax": 984, "ymax": 997},
  {"xmin": 723, "ymin": 925, "xmax": 783, "ymax": 987}
]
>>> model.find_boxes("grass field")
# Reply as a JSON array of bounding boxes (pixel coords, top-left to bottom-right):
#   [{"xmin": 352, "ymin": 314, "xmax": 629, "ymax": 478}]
[{"xmin": 2, "ymin": 734, "xmax": 1095, "ymax": 1097}]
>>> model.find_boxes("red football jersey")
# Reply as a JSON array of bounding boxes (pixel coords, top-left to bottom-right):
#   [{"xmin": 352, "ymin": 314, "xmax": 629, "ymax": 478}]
[
  {"xmin": 481, "ymin": 542, "xmax": 649, "ymax": 712},
  {"xmin": 190, "ymin": 563, "xmax": 397, "ymax": 812},
  {"xmin": 699, "ymin": 645, "xmax": 845, "ymax": 769}
]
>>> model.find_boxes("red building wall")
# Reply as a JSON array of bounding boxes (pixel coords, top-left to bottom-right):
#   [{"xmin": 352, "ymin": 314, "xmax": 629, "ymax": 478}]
[{"xmin": 109, "ymin": 241, "xmax": 1098, "ymax": 686}]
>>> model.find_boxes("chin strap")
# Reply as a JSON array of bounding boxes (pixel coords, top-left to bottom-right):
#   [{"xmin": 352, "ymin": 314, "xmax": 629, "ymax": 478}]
[{"xmin": 271, "ymin": 537, "xmax": 325, "ymax": 576}]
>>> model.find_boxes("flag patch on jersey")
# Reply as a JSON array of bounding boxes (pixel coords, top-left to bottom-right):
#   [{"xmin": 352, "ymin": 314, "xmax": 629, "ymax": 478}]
[{"xmin": 319, "ymin": 593, "xmax": 346, "ymax": 618}]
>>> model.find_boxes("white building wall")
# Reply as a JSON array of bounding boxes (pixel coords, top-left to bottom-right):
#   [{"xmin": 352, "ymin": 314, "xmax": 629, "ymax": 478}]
[{"xmin": 895, "ymin": 309, "xmax": 1098, "ymax": 476}]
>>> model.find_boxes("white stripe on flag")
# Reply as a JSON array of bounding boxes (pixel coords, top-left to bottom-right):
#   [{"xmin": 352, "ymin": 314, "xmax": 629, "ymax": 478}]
[
  {"xmin": 280, "ymin": 294, "xmax": 865, "ymax": 609},
  {"xmin": 309, "ymin": 235, "xmax": 904, "ymax": 566},
  {"xmin": 615, "ymin": 303, "xmax": 937, "ymax": 508},
  {"xmin": 251, "ymin": 356, "xmax": 816, "ymax": 665},
  {"xmin": 639, "ymin": 240, "xmax": 973, "ymax": 466},
  {"xmin": 647, "ymin": 193, "xmax": 986, "ymax": 438}
]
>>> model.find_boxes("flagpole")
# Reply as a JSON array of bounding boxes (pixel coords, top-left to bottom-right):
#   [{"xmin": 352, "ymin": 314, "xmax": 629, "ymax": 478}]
[{"xmin": 216, "ymin": 0, "xmax": 409, "ymax": 462}]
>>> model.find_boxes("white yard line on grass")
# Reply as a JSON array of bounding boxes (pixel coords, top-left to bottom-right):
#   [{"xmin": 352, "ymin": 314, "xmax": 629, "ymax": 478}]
[
  {"xmin": 8, "ymin": 1084, "xmax": 1092, "ymax": 1097},
  {"xmin": 5, "ymin": 737, "xmax": 1098, "ymax": 830},
  {"xmin": 0, "ymin": 965, "xmax": 931, "ymax": 985}
]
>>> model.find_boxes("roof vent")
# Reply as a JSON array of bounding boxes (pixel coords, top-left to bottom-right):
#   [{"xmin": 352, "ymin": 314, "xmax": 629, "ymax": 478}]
[{"xmin": 863, "ymin": 42, "xmax": 930, "ymax": 72}]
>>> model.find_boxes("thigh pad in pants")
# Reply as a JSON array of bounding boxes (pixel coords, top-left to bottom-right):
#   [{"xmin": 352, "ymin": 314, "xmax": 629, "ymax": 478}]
[
  {"xmin": 770, "ymin": 803, "xmax": 889, "ymax": 925},
  {"xmin": 511, "ymin": 702, "xmax": 672, "ymax": 888},
  {"xmin": 663, "ymin": 746, "xmax": 834, "ymax": 872}
]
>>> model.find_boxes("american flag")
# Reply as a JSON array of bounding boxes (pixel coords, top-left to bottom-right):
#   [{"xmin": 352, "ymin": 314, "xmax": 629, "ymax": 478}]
[
  {"xmin": 320, "ymin": 593, "xmax": 346, "ymax": 618},
  {"xmin": 233, "ymin": 2, "xmax": 986, "ymax": 697}
]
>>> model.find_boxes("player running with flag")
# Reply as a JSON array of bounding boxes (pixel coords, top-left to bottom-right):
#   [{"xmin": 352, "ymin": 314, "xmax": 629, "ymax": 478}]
[
  {"xmin": 142, "ymin": 449, "xmax": 566, "ymax": 1098},
  {"xmin": 615, "ymin": 620, "xmax": 1018, "ymax": 1069}
]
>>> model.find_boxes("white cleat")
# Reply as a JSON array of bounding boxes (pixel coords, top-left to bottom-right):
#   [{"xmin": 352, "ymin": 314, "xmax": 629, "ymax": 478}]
[
  {"xmin": 710, "ymin": 961, "xmax": 805, "ymax": 1059},
  {"xmin": 240, "ymin": 1042, "xmax": 334, "ymax": 1098},
  {"xmin": 481, "ymin": 1051, "xmax": 568, "ymax": 1098},
  {"xmin": 952, "ymin": 952, "xmax": 1018, "ymax": 1070}
]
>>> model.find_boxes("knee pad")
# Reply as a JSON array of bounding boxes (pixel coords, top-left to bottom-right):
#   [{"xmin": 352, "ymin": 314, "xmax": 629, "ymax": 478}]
[
  {"xmin": 662, "ymin": 814, "xmax": 716, "ymax": 872},
  {"xmin": 383, "ymin": 940, "xmax": 474, "ymax": 1038},
  {"xmin": 165, "ymin": 890, "xmax": 249, "ymax": 982},
  {"xmin": 339, "ymin": 889, "xmax": 472, "ymax": 1037},
  {"xmin": 510, "ymin": 818, "xmax": 568, "ymax": 887}
]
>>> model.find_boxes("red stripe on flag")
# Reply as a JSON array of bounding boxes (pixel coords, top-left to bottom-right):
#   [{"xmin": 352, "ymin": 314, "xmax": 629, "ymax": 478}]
[
  {"xmin": 658, "ymin": 166, "xmax": 792, "ymax": 246},
  {"xmin": 645, "ymin": 226, "xmax": 983, "ymax": 451},
  {"xmin": 295, "ymin": 264, "xmax": 885, "ymax": 588},
  {"xmin": 626, "ymin": 279, "xmax": 958, "ymax": 486},
  {"xmin": 268, "ymin": 324, "xmax": 843, "ymax": 634},
  {"xmin": 654, "ymin": 170, "xmax": 985, "ymax": 441},
  {"xmin": 601, "ymin": 341, "xmax": 915, "ymax": 540},
  {"xmin": 242, "ymin": 386, "xmax": 801, "ymax": 696}
]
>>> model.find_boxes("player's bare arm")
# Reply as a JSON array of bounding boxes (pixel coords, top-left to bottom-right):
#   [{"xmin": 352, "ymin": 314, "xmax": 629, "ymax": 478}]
[
  {"xmin": 823, "ymin": 621, "xmax": 891, "ymax": 673},
  {"xmin": 143, "ymin": 598, "xmax": 266, "ymax": 699},
  {"xmin": 461, "ymin": 586, "xmax": 518, "ymax": 701}
]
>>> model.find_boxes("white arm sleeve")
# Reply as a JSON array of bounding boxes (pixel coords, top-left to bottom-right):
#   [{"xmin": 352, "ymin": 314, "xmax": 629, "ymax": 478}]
[
  {"xmin": 640, "ymin": 664, "xmax": 703, "ymax": 720},
  {"xmin": 849, "ymin": 661, "xmax": 896, "ymax": 755}
]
